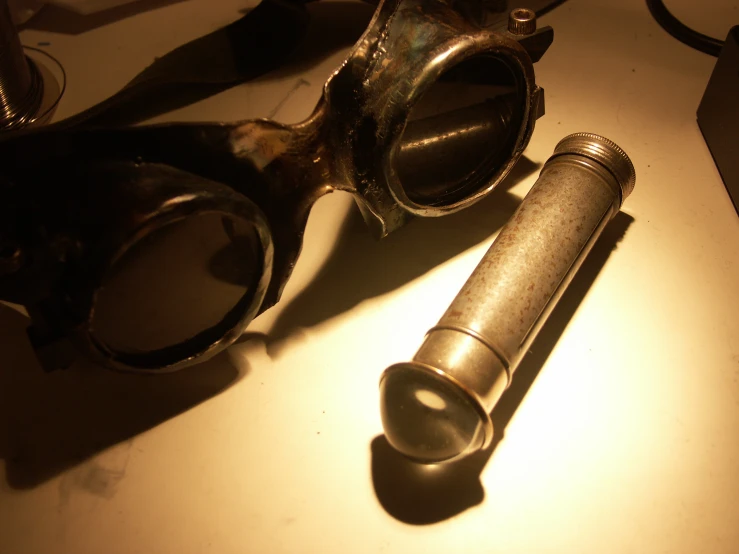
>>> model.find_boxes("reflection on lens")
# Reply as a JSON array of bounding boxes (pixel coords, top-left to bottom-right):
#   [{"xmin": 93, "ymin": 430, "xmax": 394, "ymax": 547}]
[
  {"xmin": 380, "ymin": 364, "xmax": 486, "ymax": 464},
  {"xmin": 91, "ymin": 212, "xmax": 262, "ymax": 356},
  {"xmin": 395, "ymin": 56, "xmax": 523, "ymax": 206}
]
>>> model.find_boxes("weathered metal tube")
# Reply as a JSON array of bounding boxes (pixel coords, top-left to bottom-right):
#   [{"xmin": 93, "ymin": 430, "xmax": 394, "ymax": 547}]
[{"xmin": 380, "ymin": 132, "xmax": 636, "ymax": 463}]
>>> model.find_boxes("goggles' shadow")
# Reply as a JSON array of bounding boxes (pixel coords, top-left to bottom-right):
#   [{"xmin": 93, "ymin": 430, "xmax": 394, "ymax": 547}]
[
  {"xmin": 0, "ymin": 302, "xmax": 245, "ymax": 489},
  {"xmin": 265, "ymin": 156, "xmax": 540, "ymax": 352}
]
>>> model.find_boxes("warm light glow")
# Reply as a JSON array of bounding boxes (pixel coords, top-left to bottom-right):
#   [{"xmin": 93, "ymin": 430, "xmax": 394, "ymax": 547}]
[{"xmin": 2, "ymin": 2, "xmax": 739, "ymax": 554}]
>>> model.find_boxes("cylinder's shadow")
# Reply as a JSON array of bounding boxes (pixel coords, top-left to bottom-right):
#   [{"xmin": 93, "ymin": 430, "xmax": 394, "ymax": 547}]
[
  {"xmin": 266, "ymin": 157, "xmax": 540, "ymax": 353},
  {"xmin": 370, "ymin": 211, "xmax": 634, "ymax": 525},
  {"xmin": 0, "ymin": 305, "xmax": 245, "ymax": 490}
]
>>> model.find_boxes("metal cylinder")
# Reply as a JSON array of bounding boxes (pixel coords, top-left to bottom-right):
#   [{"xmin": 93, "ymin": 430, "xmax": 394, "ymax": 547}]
[
  {"xmin": 379, "ymin": 132, "xmax": 636, "ymax": 464},
  {"xmin": 0, "ymin": 0, "xmax": 43, "ymax": 130}
]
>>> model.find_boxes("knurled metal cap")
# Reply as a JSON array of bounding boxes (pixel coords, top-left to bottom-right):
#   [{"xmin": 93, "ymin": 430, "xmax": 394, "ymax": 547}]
[
  {"xmin": 508, "ymin": 8, "xmax": 537, "ymax": 36},
  {"xmin": 553, "ymin": 132, "xmax": 636, "ymax": 202}
]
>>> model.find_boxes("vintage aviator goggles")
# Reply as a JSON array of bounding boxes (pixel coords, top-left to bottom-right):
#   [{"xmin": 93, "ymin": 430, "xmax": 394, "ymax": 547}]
[{"xmin": 0, "ymin": 0, "xmax": 552, "ymax": 372}]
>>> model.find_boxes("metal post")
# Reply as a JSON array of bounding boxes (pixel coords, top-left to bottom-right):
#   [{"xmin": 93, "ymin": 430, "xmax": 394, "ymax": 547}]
[{"xmin": 0, "ymin": 0, "xmax": 43, "ymax": 130}]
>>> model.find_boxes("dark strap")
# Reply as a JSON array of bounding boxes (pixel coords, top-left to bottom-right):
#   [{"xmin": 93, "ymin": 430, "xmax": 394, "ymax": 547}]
[
  {"xmin": 46, "ymin": 0, "xmax": 567, "ymax": 129},
  {"xmin": 52, "ymin": 0, "xmax": 311, "ymax": 128}
]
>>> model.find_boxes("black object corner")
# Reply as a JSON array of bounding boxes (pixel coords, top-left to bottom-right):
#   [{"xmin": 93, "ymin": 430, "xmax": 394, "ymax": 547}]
[{"xmin": 697, "ymin": 25, "xmax": 739, "ymax": 215}]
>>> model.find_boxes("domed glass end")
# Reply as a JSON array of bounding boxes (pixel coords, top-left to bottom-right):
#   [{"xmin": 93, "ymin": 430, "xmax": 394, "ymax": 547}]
[{"xmin": 379, "ymin": 362, "xmax": 492, "ymax": 464}]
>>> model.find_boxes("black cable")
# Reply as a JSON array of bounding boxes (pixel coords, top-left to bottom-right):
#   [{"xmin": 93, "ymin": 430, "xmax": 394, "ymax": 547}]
[{"xmin": 646, "ymin": 0, "xmax": 724, "ymax": 56}]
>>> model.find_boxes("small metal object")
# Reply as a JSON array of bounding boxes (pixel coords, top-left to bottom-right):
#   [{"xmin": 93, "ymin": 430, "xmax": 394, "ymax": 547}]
[
  {"xmin": 508, "ymin": 8, "xmax": 537, "ymax": 36},
  {"xmin": 380, "ymin": 133, "xmax": 635, "ymax": 464},
  {"xmin": 0, "ymin": 0, "xmax": 44, "ymax": 130}
]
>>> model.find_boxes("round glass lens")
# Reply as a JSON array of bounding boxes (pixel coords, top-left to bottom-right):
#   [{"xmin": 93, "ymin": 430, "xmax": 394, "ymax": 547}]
[
  {"xmin": 380, "ymin": 364, "xmax": 486, "ymax": 464},
  {"xmin": 395, "ymin": 55, "xmax": 524, "ymax": 206},
  {"xmin": 91, "ymin": 212, "xmax": 262, "ymax": 355}
]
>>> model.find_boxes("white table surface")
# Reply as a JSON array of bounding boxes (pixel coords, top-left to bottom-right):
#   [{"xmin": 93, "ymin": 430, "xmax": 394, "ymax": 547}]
[{"xmin": 2, "ymin": 0, "xmax": 739, "ymax": 552}]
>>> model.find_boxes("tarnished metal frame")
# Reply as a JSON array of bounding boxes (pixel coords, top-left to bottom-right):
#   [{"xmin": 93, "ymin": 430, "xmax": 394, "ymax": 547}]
[
  {"xmin": 81, "ymin": 170, "xmax": 275, "ymax": 373},
  {"xmin": 0, "ymin": 0, "xmax": 552, "ymax": 372},
  {"xmin": 13, "ymin": 162, "xmax": 274, "ymax": 372}
]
